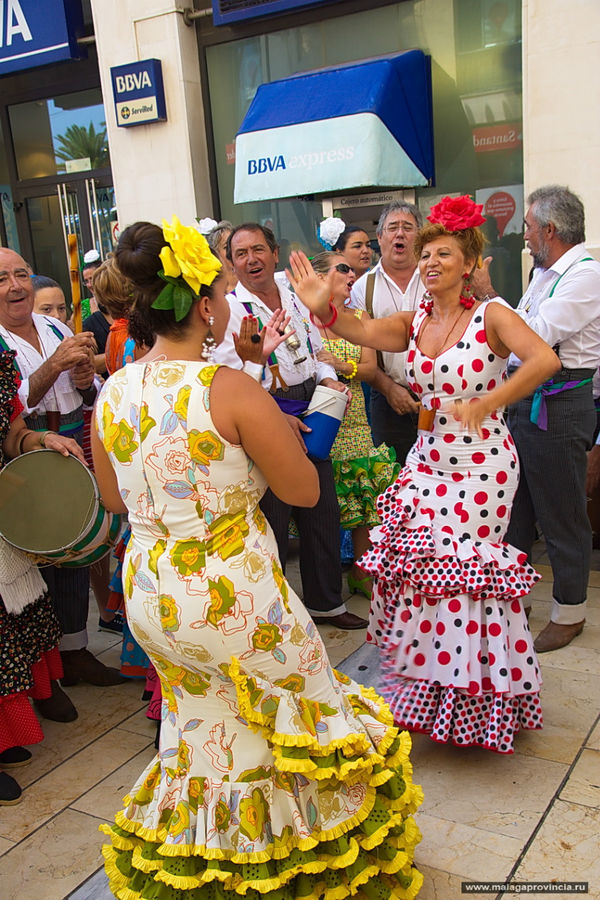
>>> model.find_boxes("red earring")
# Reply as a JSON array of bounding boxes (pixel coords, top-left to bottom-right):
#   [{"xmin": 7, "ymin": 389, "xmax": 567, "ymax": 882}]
[{"xmin": 460, "ymin": 272, "xmax": 475, "ymax": 309}]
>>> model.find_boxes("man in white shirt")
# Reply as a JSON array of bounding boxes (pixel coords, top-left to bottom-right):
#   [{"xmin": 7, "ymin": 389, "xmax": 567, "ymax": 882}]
[
  {"xmin": 215, "ymin": 223, "xmax": 367, "ymax": 630},
  {"xmin": 351, "ymin": 202, "xmax": 424, "ymax": 464},
  {"xmin": 0, "ymin": 248, "xmax": 123, "ymax": 720},
  {"xmin": 473, "ymin": 186, "xmax": 600, "ymax": 652}
]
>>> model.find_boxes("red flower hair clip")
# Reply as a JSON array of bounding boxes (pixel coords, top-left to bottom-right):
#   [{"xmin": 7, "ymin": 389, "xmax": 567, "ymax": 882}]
[{"xmin": 428, "ymin": 195, "xmax": 485, "ymax": 231}]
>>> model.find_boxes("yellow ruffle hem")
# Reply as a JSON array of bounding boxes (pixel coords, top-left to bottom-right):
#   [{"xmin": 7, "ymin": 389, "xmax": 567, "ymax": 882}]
[{"xmin": 100, "ymin": 659, "xmax": 423, "ymax": 900}]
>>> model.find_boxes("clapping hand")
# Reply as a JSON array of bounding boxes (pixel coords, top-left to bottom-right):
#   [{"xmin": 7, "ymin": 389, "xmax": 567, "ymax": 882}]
[
  {"xmin": 233, "ymin": 316, "xmax": 266, "ymax": 364},
  {"xmin": 287, "ymin": 251, "xmax": 333, "ymax": 320},
  {"xmin": 234, "ymin": 311, "xmax": 296, "ymax": 365},
  {"xmin": 51, "ymin": 332, "xmax": 95, "ymax": 374},
  {"xmin": 72, "ymin": 348, "xmax": 95, "ymax": 390},
  {"xmin": 263, "ymin": 309, "xmax": 295, "ymax": 360}
]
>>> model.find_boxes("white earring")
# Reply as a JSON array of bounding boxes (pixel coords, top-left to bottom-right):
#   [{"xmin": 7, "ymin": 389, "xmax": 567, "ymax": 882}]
[{"xmin": 201, "ymin": 315, "xmax": 216, "ymax": 362}]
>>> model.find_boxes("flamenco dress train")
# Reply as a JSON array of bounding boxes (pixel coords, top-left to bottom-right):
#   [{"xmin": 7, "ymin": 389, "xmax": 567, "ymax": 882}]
[
  {"xmin": 365, "ymin": 305, "xmax": 542, "ymax": 753},
  {"xmin": 97, "ymin": 360, "xmax": 423, "ymax": 899}
]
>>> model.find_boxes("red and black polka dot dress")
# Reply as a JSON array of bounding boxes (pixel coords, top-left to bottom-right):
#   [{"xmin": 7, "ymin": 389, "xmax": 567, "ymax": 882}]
[{"xmin": 363, "ymin": 304, "xmax": 542, "ymax": 754}]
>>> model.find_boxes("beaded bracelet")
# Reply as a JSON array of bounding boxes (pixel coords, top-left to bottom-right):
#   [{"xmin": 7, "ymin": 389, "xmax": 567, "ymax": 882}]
[{"xmin": 345, "ymin": 358, "xmax": 358, "ymax": 381}]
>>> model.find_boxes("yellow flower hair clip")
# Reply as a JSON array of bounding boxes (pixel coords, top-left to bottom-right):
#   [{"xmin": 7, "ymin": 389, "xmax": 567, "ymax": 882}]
[{"xmin": 153, "ymin": 215, "xmax": 222, "ymax": 321}]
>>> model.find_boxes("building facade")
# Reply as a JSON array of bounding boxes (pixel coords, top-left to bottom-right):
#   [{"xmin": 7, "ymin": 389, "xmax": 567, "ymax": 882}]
[{"xmin": 0, "ymin": 0, "xmax": 598, "ymax": 306}]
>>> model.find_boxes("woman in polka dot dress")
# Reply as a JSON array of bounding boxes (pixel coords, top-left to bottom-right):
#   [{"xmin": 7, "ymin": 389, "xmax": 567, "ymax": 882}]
[{"xmin": 288, "ymin": 196, "xmax": 561, "ymax": 753}]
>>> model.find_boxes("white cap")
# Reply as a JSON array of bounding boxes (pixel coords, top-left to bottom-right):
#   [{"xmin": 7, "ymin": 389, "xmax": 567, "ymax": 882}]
[{"xmin": 83, "ymin": 248, "xmax": 100, "ymax": 265}]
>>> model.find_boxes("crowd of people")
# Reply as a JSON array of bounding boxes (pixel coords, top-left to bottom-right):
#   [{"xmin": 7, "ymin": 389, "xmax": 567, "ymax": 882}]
[{"xmin": 0, "ymin": 183, "xmax": 599, "ymax": 900}]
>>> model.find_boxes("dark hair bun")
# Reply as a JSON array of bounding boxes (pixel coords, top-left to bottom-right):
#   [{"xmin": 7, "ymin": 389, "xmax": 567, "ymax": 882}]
[{"xmin": 115, "ymin": 222, "xmax": 166, "ymax": 287}]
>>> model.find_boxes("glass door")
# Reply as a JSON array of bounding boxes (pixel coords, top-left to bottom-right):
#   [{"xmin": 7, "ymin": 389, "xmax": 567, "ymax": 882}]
[
  {"xmin": 16, "ymin": 175, "xmax": 114, "ymax": 302},
  {"xmin": 25, "ymin": 187, "xmax": 83, "ymax": 291},
  {"xmin": 86, "ymin": 178, "xmax": 117, "ymax": 260}
]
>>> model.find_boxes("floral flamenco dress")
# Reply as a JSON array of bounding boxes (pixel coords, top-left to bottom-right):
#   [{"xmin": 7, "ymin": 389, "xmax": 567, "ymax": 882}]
[
  {"xmin": 98, "ymin": 360, "xmax": 423, "ymax": 900},
  {"xmin": 364, "ymin": 305, "xmax": 543, "ymax": 754},
  {"xmin": 322, "ymin": 321, "xmax": 399, "ymax": 531}
]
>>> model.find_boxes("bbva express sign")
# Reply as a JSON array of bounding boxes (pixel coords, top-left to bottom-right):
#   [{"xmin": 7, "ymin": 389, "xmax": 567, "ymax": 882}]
[{"xmin": 234, "ymin": 114, "xmax": 427, "ymax": 204}]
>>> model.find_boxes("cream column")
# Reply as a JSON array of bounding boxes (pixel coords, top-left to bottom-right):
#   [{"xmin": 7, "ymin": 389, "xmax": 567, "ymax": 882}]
[
  {"xmin": 90, "ymin": 0, "xmax": 213, "ymax": 230},
  {"xmin": 522, "ymin": 0, "xmax": 600, "ymax": 256}
]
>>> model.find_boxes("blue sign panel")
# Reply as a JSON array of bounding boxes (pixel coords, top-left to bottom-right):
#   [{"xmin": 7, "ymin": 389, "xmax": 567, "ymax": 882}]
[
  {"xmin": 212, "ymin": 0, "xmax": 336, "ymax": 27},
  {"xmin": 0, "ymin": 0, "xmax": 84, "ymax": 76},
  {"xmin": 110, "ymin": 59, "xmax": 167, "ymax": 128}
]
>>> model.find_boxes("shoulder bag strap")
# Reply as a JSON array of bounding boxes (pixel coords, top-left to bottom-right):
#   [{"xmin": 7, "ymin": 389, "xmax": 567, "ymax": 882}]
[{"xmin": 364, "ymin": 272, "xmax": 384, "ymax": 371}]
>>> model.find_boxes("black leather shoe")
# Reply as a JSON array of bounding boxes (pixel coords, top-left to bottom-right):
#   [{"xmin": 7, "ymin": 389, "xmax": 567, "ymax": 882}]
[
  {"xmin": 60, "ymin": 649, "xmax": 126, "ymax": 687},
  {"xmin": 315, "ymin": 611, "xmax": 368, "ymax": 630},
  {"xmin": 0, "ymin": 772, "xmax": 22, "ymax": 805},
  {"xmin": 0, "ymin": 746, "xmax": 32, "ymax": 768},
  {"xmin": 34, "ymin": 680, "xmax": 78, "ymax": 722}
]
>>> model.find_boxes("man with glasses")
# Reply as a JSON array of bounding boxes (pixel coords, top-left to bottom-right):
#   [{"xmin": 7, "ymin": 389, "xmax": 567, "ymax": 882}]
[
  {"xmin": 351, "ymin": 202, "xmax": 424, "ymax": 464},
  {"xmin": 215, "ymin": 223, "xmax": 367, "ymax": 630}
]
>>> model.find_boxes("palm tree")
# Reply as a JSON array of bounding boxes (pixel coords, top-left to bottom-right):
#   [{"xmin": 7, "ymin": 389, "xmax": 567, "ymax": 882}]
[{"xmin": 54, "ymin": 122, "xmax": 109, "ymax": 171}]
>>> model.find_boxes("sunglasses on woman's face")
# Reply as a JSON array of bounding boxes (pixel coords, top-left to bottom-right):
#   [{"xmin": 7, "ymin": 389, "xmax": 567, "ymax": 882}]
[{"xmin": 335, "ymin": 263, "xmax": 354, "ymax": 274}]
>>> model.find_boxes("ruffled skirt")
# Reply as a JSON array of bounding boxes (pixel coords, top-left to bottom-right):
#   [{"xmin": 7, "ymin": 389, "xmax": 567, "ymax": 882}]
[
  {"xmin": 101, "ymin": 659, "xmax": 423, "ymax": 900},
  {"xmin": 0, "ymin": 648, "xmax": 63, "ymax": 753},
  {"xmin": 0, "ymin": 592, "xmax": 62, "ymax": 696},
  {"xmin": 363, "ymin": 468, "xmax": 543, "ymax": 754},
  {"xmin": 332, "ymin": 444, "xmax": 399, "ymax": 530}
]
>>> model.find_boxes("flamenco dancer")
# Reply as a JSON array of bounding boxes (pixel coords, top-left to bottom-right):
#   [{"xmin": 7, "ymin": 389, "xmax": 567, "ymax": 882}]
[
  {"xmin": 288, "ymin": 196, "xmax": 560, "ymax": 754},
  {"xmin": 92, "ymin": 217, "xmax": 423, "ymax": 898}
]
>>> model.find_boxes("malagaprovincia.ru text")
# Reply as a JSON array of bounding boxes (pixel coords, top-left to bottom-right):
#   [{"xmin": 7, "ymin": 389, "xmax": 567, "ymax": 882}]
[{"xmin": 461, "ymin": 882, "xmax": 588, "ymax": 894}]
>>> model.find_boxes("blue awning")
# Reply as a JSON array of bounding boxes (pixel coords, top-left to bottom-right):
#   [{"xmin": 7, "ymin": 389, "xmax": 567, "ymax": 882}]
[{"xmin": 234, "ymin": 50, "xmax": 434, "ymax": 204}]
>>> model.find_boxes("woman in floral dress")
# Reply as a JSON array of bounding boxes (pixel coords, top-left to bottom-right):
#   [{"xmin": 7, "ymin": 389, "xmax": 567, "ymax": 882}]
[
  {"xmin": 92, "ymin": 218, "xmax": 423, "ymax": 898},
  {"xmin": 287, "ymin": 196, "xmax": 561, "ymax": 754},
  {"xmin": 310, "ymin": 251, "xmax": 399, "ymax": 598}
]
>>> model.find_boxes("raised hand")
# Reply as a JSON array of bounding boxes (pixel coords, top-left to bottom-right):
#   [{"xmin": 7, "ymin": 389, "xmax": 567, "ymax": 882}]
[
  {"xmin": 286, "ymin": 251, "xmax": 333, "ymax": 319},
  {"xmin": 262, "ymin": 309, "xmax": 294, "ymax": 360},
  {"xmin": 233, "ymin": 315, "xmax": 265, "ymax": 364},
  {"xmin": 471, "ymin": 256, "xmax": 496, "ymax": 300}
]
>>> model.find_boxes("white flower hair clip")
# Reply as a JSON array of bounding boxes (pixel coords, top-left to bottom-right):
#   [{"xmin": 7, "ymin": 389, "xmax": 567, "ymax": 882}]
[
  {"xmin": 318, "ymin": 216, "xmax": 346, "ymax": 250},
  {"xmin": 196, "ymin": 217, "xmax": 219, "ymax": 235}
]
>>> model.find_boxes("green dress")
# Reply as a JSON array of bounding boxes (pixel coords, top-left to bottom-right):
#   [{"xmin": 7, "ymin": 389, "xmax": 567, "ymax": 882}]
[
  {"xmin": 322, "ymin": 321, "xmax": 399, "ymax": 529},
  {"xmin": 97, "ymin": 359, "xmax": 422, "ymax": 900}
]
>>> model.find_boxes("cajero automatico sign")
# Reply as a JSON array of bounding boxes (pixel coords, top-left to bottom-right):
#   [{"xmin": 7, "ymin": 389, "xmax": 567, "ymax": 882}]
[{"xmin": 110, "ymin": 58, "xmax": 167, "ymax": 128}]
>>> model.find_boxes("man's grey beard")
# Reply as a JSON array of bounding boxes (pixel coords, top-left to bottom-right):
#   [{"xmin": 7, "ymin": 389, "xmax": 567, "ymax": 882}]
[{"xmin": 531, "ymin": 243, "xmax": 550, "ymax": 269}]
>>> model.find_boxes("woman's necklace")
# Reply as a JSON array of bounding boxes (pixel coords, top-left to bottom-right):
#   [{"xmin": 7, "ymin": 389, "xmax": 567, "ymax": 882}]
[
  {"xmin": 416, "ymin": 304, "xmax": 467, "ymax": 431},
  {"xmin": 419, "ymin": 304, "xmax": 467, "ymax": 359}
]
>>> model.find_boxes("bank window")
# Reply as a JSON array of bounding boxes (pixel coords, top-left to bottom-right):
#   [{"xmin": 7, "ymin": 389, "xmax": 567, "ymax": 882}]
[
  {"xmin": 206, "ymin": 0, "xmax": 524, "ymax": 303},
  {"xmin": 9, "ymin": 89, "xmax": 109, "ymax": 181},
  {"xmin": 0, "ymin": 119, "xmax": 19, "ymax": 251}
]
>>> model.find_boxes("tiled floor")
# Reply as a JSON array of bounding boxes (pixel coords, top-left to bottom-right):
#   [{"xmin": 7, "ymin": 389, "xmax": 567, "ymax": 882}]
[{"xmin": 0, "ymin": 549, "xmax": 598, "ymax": 900}]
